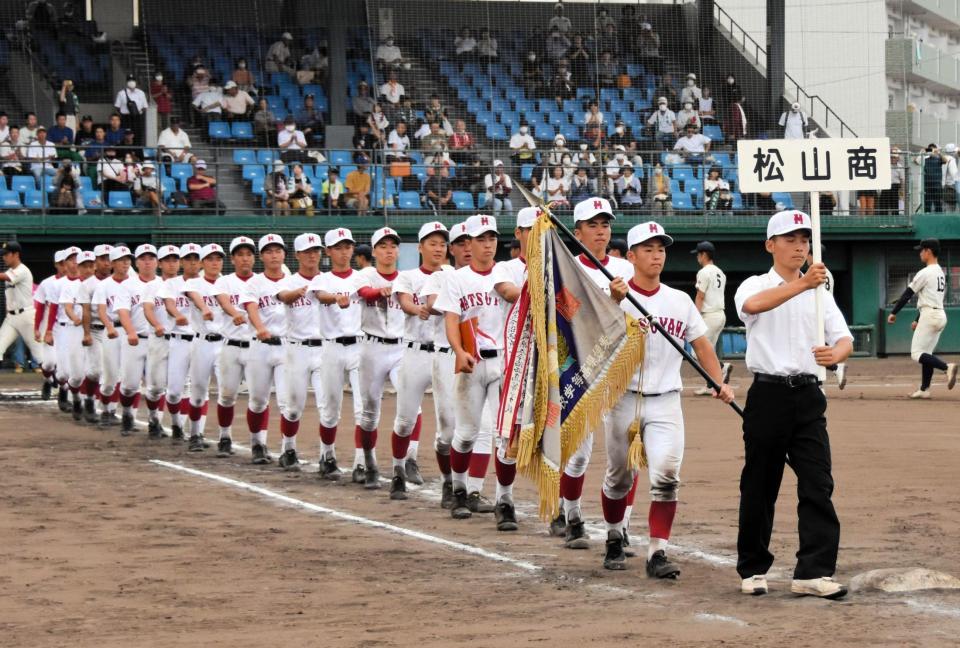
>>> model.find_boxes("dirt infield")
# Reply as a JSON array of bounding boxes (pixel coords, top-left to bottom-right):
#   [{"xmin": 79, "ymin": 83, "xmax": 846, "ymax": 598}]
[{"xmin": 2, "ymin": 356, "xmax": 959, "ymax": 647}]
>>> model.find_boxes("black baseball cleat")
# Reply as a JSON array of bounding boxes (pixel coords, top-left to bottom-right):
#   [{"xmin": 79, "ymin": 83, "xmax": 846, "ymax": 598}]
[
  {"xmin": 57, "ymin": 387, "xmax": 70, "ymax": 412},
  {"xmin": 351, "ymin": 465, "xmax": 366, "ymax": 484},
  {"xmin": 389, "ymin": 467, "xmax": 408, "ymax": 500},
  {"xmin": 450, "ymin": 488, "xmax": 472, "ymax": 519},
  {"xmin": 216, "ymin": 437, "xmax": 233, "ymax": 457},
  {"xmin": 147, "ymin": 419, "xmax": 163, "ymax": 439},
  {"xmin": 170, "ymin": 424, "xmax": 185, "ymax": 442},
  {"xmin": 440, "ymin": 481, "xmax": 454, "ymax": 509},
  {"xmin": 404, "ymin": 458, "xmax": 424, "ymax": 485},
  {"xmin": 99, "ymin": 411, "xmax": 119, "ymax": 427},
  {"xmin": 251, "ymin": 443, "xmax": 270, "ymax": 465},
  {"xmin": 622, "ymin": 528, "xmax": 637, "ymax": 558},
  {"xmin": 494, "ymin": 501, "xmax": 518, "ymax": 532},
  {"xmin": 41, "ymin": 380, "xmax": 52, "ymax": 400},
  {"xmin": 188, "ymin": 434, "xmax": 205, "ymax": 452},
  {"xmin": 317, "ymin": 456, "xmax": 340, "ymax": 480},
  {"xmin": 121, "ymin": 413, "xmax": 135, "ymax": 436},
  {"xmin": 604, "ymin": 530, "xmax": 627, "ymax": 570},
  {"xmin": 467, "ymin": 491, "xmax": 495, "ymax": 513},
  {"xmin": 83, "ymin": 400, "xmax": 98, "ymax": 424},
  {"xmin": 549, "ymin": 511, "xmax": 567, "ymax": 537},
  {"xmin": 71, "ymin": 399, "xmax": 82, "ymax": 421},
  {"xmin": 645, "ymin": 550, "xmax": 680, "ymax": 579},
  {"xmin": 363, "ymin": 466, "xmax": 381, "ymax": 489},
  {"xmin": 564, "ymin": 517, "xmax": 590, "ymax": 550},
  {"xmin": 279, "ymin": 448, "xmax": 301, "ymax": 471}
]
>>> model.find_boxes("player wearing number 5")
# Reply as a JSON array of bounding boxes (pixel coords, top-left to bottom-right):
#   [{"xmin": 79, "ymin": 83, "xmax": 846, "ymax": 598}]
[
  {"xmin": 887, "ymin": 238, "xmax": 957, "ymax": 398},
  {"xmin": 690, "ymin": 241, "xmax": 732, "ymax": 394}
]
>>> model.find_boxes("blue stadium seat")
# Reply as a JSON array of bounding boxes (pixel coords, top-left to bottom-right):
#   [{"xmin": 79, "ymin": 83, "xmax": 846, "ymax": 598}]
[
  {"xmin": 251, "ymin": 177, "xmax": 265, "ymax": 196},
  {"xmin": 772, "ymin": 192, "xmax": 794, "ymax": 209},
  {"xmin": 731, "ymin": 192, "xmax": 744, "ymax": 210},
  {"xmin": 671, "ymin": 166, "xmax": 698, "ymax": 184},
  {"xmin": 672, "ymin": 193, "xmax": 694, "ymax": 210},
  {"xmin": 208, "ymin": 121, "xmax": 231, "ymax": 140},
  {"xmin": 521, "ymin": 164, "xmax": 535, "ymax": 182},
  {"xmin": 108, "ymin": 191, "xmax": 134, "ymax": 210},
  {"xmin": 242, "ymin": 164, "xmax": 264, "ymax": 182},
  {"xmin": 170, "ymin": 163, "xmax": 193, "ymax": 183},
  {"xmin": 703, "ymin": 124, "xmax": 724, "ymax": 142},
  {"xmin": 330, "ymin": 150, "xmax": 353, "ymax": 166},
  {"xmin": 257, "ymin": 150, "xmax": 276, "ymax": 165},
  {"xmin": 486, "ymin": 123, "xmax": 508, "ymax": 141},
  {"xmin": 499, "ymin": 111, "xmax": 519, "ymax": 126},
  {"xmin": 576, "ymin": 87, "xmax": 595, "ymax": 101},
  {"xmin": 79, "ymin": 176, "xmax": 93, "ymax": 192},
  {"xmin": 11, "ymin": 176, "xmax": 36, "ymax": 194},
  {"xmin": 477, "ymin": 192, "xmax": 487, "ymax": 209},
  {"xmin": 398, "ymin": 191, "xmax": 422, "ymax": 210},
  {"xmin": 452, "ymin": 191, "xmax": 474, "ymax": 210},
  {"xmin": 562, "ymin": 99, "xmax": 581, "ymax": 114},
  {"xmin": 0, "ymin": 190, "xmax": 22, "ymax": 208},
  {"xmin": 466, "ymin": 98, "xmax": 487, "ymax": 114},
  {"xmin": 232, "ymin": 122, "xmax": 254, "ymax": 140},
  {"xmin": 233, "ymin": 149, "xmax": 257, "ymax": 165},
  {"xmin": 161, "ymin": 177, "xmax": 178, "ymax": 196},
  {"xmin": 514, "ymin": 99, "xmax": 536, "ymax": 114},
  {"xmin": 475, "ymin": 111, "xmax": 495, "ymax": 127},
  {"xmin": 548, "ymin": 111, "xmax": 568, "ymax": 127},
  {"xmin": 534, "ymin": 124, "xmax": 556, "ymax": 140},
  {"xmin": 81, "ymin": 190, "xmax": 102, "ymax": 209},
  {"xmin": 490, "ymin": 98, "xmax": 511, "ymax": 114},
  {"xmin": 559, "ymin": 123, "xmax": 580, "ymax": 142}
]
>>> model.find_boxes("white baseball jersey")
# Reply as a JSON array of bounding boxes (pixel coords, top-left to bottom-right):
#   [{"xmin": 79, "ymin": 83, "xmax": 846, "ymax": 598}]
[
  {"xmin": 393, "ymin": 267, "xmax": 439, "ymax": 343},
  {"xmin": 118, "ymin": 275, "xmax": 160, "ymax": 335},
  {"xmin": 213, "ymin": 273, "xmax": 255, "ymax": 340},
  {"xmin": 311, "ymin": 270, "xmax": 363, "ymax": 339},
  {"xmin": 576, "ymin": 254, "xmax": 634, "ymax": 295},
  {"xmin": 157, "ymin": 276, "xmax": 196, "ymax": 334},
  {"xmin": 78, "ymin": 275, "xmax": 101, "ymax": 306},
  {"xmin": 356, "ymin": 267, "xmax": 404, "ymax": 339},
  {"xmin": 909, "ymin": 264, "xmax": 946, "ymax": 310},
  {"xmin": 148, "ymin": 277, "xmax": 173, "ymax": 330},
  {"xmin": 695, "ymin": 264, "xmax": 726, "ymax": 314},
  {"xmin": 421, "ymin": 265, "xmax": 453, "ymax": 348},
  {"xmin": 184, "ymin": 276, "xmax": 225, "ymax": 336},
  {"xmin": 499, "ymin": 257, "xmax": 528, "ymax": 289},
  {"xmin": 435, "ymin": 264, "xmax": 509, "ymax": 351},
  {"xmin": 3, "ymin": 264, "xmax": 34, "ymax": 312},
  {"xmin": 54, "ymin": 276, "xmax": 79, "ymax": 324},
  {"xmin": 57, "ymin": 276, "xmax": 83, "ymax": 317},
  {"xmin": 35, "ymin": 274, "xmax": 61, "ymax": 308},
  {"xmin": 281, "ymin": 272, "xmax": 321, "ymax": 340},
  {"xmin": 621, "ymin": 281, "xmax": 708, "ymax": 394},
  {"xmin": 92, "ymin": 276, "xmax": 131, "ymax": 324},
  {"xmin": 240, "ymin": 272, "xmax": 287, "ymax": 337}
]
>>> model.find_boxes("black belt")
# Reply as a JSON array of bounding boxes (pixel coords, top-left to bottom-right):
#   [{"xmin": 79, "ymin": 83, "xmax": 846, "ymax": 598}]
[
  {"xmin": 332, "ymin": 336, "xmax": 358, "ymax": 345},
  {"xmin": 91, "ymin": 323, "xmax": 105, "ymax": 330},
  {"xmin": 165, "ymin": 333, "xmax": 195, "ymax": 341},
  {"xmin": 259, "ymin": 337, "xmax": 283, "ymax": 346},
  {"xmin": 226, "ymin": 339, "xmax": 251, "ymax": 348},
  {"xmin": 7, "ymin": 308, "xmax": 24, "ymax": 315},
  {"xmin": 753, "ymin": 373, "xmax": 821, "ymax": 388},
  {"xmin": 137, "ymin": 333, "xmax": 148, "ymax": 339},
  {"xmin": 367, "ymin": 335, "xmax": 400, "ymax": 344},
  {"xmin": 407, "ymin": 341, "xmax": 435, "ymax": 352},
  {"xmin": 289, "ymin": 338, "xmax": 323, "ymax": 347},
  {"xmin": 58, "ymin": 321, "xmax": 68, "ymax": 326},
  {"xmin": 437, "ymin": 346, "xmax": 451, "ymax": 354},
  {"xmin": 203, "ymin": 333, "xmax": 223, "ymax": 342},
  {"xmin": 479, "ymin": 349, "xmax": 499, "ymax": 359}
]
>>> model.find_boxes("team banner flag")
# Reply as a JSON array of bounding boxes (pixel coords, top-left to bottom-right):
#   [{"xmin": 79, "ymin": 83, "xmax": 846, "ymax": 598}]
[{"xmin": 498, "ymin": 208, "xmax": 646, "ymax": 519}]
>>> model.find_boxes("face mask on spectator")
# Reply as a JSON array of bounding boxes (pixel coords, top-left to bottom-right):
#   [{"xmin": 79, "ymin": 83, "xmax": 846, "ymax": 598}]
[
  {"xmin": 579, "ymin": 143, "xmax": 588, "ymax": 151},
  {"xmin": 285, "ymin": 124, "xmax": 296, "ymax": 132},
  {"xmin": 684, "ymin": 103, "xmax": 693, "ymax": 111},
  {"xmin": 386, "ymin": 39, "xmax": 394, "ymax": 46},
  {"xmin": 615, "ymin": 126, "xmax": 624, "ymax": 135},
  {"xmin": 659, "ymin": 104, "xmax": 667, "ymax": 112},
  {"xmin": 528, "ymin": 53, "xmax": 536, "ymax": 61},
  {"xmin": 687, "ymin": 79, "xmax": 695, "ymax": 87},
  {"xmin": 654, "ymin": 167, "xmax": 662, "ymax": 175},
  {"xmin": 519, "ymin": 126, "xmax": 528, "ymax": 134},
  {"xmin": 727, "ymin": 77, "xmax": 735, "ymax": 84},
  {"xmin": 127, "ymin": 80, "xmax": 137, "ymax": 89},
  {"xmin": 238, "ymin": 62, "xmax": 247, "ymax": 69},
  {"xmin": 155, "ymin": 74, "xmax": 163, "ymax": 81}
]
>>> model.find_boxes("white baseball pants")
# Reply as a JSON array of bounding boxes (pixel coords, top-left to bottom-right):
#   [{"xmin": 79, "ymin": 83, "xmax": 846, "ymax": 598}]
[
  {"xmin": 119, "ymin": 336, "xmax": 149, "ymax": 396},
  {"xmin": 283, "ymin": 342, "xmax": 324, "ymax": 421},
  {"xmin": 452, "ymin": 355, "xmax": 502, "ymax": 454},
  {"xmin": 318, "ymin": 341, "xmax": 361, "ymax": 428},
  {"xmin": 911, "ymin": 307, "xmax": 948, "ymax": 361},
  {"xmin": 0, "ymin": 309, "xmax": 44, "ymax": 362},
  {"xmin": 357, "ymin": 339, "xmax": 403, "ymax": 432},
  {"xmin": 247, "ymin": 340, "xmax": 287, "ymax": 413},
  {"xmin": 145, "ymin": 334, "xmax": 169, "ymax": 401}
]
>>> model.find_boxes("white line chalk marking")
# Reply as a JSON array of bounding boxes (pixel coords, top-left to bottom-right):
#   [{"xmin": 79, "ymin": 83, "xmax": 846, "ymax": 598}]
[{"xmin": 694, "ymin": 612, "xmax": 749, "ymax": 627}]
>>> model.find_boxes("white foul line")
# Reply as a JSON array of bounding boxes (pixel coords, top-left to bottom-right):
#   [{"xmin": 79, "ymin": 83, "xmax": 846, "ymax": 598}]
[{"xmin": 150, "ymin": 459, "xmax": 540, "ymax": 573}]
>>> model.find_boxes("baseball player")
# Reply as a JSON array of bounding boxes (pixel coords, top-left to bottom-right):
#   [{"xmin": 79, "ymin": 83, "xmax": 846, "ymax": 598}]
[
  {"xmin": 241, "ymin": 233, "xmax": 290, "ymax": 466},
  {"xmin": 182, "ymin": 243, "xmax": 228, "ymax": 451},
  {"xmin": 887, "ymin": 238, "xmax": 957, "ymax": 398},
  {"xmin": 734, "ymin": 210, "xmax": 852, "ymax": 600},
  {"xmin": 92, "ymin": 246, "xmax": 134, "ymax": 426},
  {"xmin": 354, "ymin": 244, "xmax": 373, "ymax": 269},
  {"xmin": 387, "ymin": 221, "xmax": 449, "ymax": 500},
  {"xmin": 275, "ymin": 233, "xmax": 326, "ymax": 470},
  {"xmin": 434, "ymin": 215, "xmax": 520, "ymax": 529},
  {"xmin": 805, "ymin": 245, "xmax": 846, "ymax": 389},
  {"xmin": 601, "ymin": 221, "xmax": 734, "ymax": 577},
  {"xmin": 142, "ymin": 245, "xmax": 181, "ymax": 437},
  {"xmin": 211, "ymin": 236, "xmax": 258, "ymax": 457},
  {"xmin": 159, "ymin": 243, "xmax": 202, "ymax": 441},
  {"xmin": 57, "ymin": 250, "xmax": 95, "ymax": 420},
  {"xmin": 77, "ymin": 244, "xmax": 114, "ymax": 423},
  {"xmin": 310, "ymin": 228, "xmax": 365, "ymax": 480},
  {"xmin": 52, "ymin": 247, "xmax": 81, "ymax": 413},
  {"xmin": 692, "ymin": 241, "xmax": 733, "ymax": 395},
  {"xmin": 34, "ymin": 252, "xmax": 66, "ymax": 407},
  {"xmin": 0, "ymin": 242, "xmax": 46, "ymax": 384},
  {"xmin": 116, "ymin": 245, "xmax": 160, "ymax": 435}
]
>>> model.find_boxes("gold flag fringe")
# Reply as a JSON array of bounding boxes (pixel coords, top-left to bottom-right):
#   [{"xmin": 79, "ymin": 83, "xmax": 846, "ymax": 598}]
[{"xmin": 627, "ymin": 418, "xmax": 648, "ymax": 471}]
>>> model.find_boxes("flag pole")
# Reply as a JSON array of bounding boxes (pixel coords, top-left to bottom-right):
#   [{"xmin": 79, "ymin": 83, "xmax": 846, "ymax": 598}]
[
  {"xmin": 515, "ymin": 183, "xmax": 744, "ymax": 418},
  {"xmin": 810, "ymin": 190, "xmax": 827, "ymax": 381}
]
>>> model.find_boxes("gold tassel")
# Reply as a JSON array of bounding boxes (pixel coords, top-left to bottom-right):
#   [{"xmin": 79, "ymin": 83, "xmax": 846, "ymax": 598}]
[{"xmin": 627, "ymin": 419, "xmax": 648, "ymax": 470}]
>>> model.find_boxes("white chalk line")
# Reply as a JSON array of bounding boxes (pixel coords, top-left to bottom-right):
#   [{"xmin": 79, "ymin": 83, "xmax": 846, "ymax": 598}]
[
  {"xmin": 693, "ymin": 612, "xmax": 749, "ymax": 627},
  {"xmin": 904, "ymin": 599, "xmax": 960, "ymax": 619}
]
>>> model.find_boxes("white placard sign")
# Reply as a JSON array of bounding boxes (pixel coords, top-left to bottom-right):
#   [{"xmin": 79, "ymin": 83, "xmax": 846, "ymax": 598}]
[{"xmin": 736, "ymin": 138, "xmax": 891, "ymax": 193}]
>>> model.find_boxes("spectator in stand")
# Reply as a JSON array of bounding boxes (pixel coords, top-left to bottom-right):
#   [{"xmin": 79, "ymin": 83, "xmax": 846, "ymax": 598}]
[
  {"xmin": 598, "ymin": 23, "xmax": 619, "ymax": 57},
  {"xmin": 484, "ymin": 160, "xmax": 513, "ymax": 214},
  {"xmin": 597, "ymin": 51, "xmax": 618, "ymax": 88},
  {"xmin": 596, "ymin": 6, "xmax": 616, "ymax": 32},
  {"xmin": 546, "ymin": 27, "xmax": 571, "ymax": 63},
  {"xmin": 98, "ymin": 146, "xmax": 129, "ymax": 194},
  {"xmin": 345, "ymin": 156, "xmax": 371, "ymax": 214},
  {"xmin": 394, "ymin": 96, "xmax": 417, "ymax": 130},
  {"xmin": 703, "ymin": 166, "xmax": 732, "ymax": 213},
  {"xmin": 354, "ymin": 119, "xmax": 380, "ymax": 155},
  {"xmin": 646, "ymin": 164, "xmax": 672, "ymax": 214},
  {"xmin": 680, "ymin": 73, "xmax": 702, "ymax": 107},
  {"xmin": 478, "ymin": 28, "xmax": 498, "ymax": 62},
  {"xmin": 673, "ymin": 123, "xmax": 711, "ymax": 163},
  {"xmin": 573, "ymin": 141, "xmax": 597, "ymax": 168},
  {"xmin": 294, "ymin": 93, "xmax": 324, "ymax": 144},
  {"xmin": 724, "ymin": 95, "xmax": 749, "ymax": 142},
  {"xmin": 509, "ymin": 124, "xmax": 536, "ymax": 166},
  {"xmin": 379, "ymin": 69, "xmax": 405, "ymax": 115},
  {"xmin": 278, "ymin": 115, "xmax": 309, "ymax": 164},
  {"xmin": 289, "ymin": 164, "xmax": 316, "ymax": 215},
  {"xmin": 647, "ymin": 97, "xmax": 677, "ymax": 150},
  {"xmin": 607, "ymin": 119, "xmax": 640, "ymax": 163},
  {"xmin": 699, "ymin": 87, "xmax": 716, "ymax": 122},
  {"xmin": 371, "ymin": 103, "xmax": 390, "ymax": 136},
  {"xmin": 375, "ymin": 35, "xmax": 405, "ymax": 71},
  {"xmin": 583, "ymin": 101, "xmax": 605, "ymax": 149},
  {"xmin": 545, "ymin": 134, "xmax": 570, "ymax": 167},
  {"xmin": 252, "ymin": 98, "xmax": 277, "ymax": 147},
  {"xmin": 232, "ymin": 58, "xmax": 257, "ymax": 95},
  {"xmin": 184, "ymin": 54, "xmax": 205, "ymax": 80},
  {"xmin": 21, "ymin": 113, "xmax": 40, "ymax": 145},
  {"xmin": 186, "ymin": 159, "xmax": 220, "ymax": 211},
  {"xmin": 619, "ymin": 5, "xmax": 639, "ymax": 55},
  {"xmin": 425, "ymin": 95, "xmax": 452, "ymax": 133},
  {"xmin": 550, "ymin": 60, "xmax": 576, "ymax": 106},
  {"xmin": 568, "ymin": 34, "xmax": 591, "ymax": 86},
  {"xmin": 115, "ymin": 74, "xmax": 148, "ymax": 144},
  {"xmin": 778, "ymin": 102, "xmax": 808, "ymax": 139},
  {"xmin": 299, "ymin": 45, "xmax": 328, "ymax": 85},
  {"xmin": 421, "ymin": 121, "xmax": 448, "ymax": 154},
  {"xmin": 386, "ymin": 121, "xmax": 411, "ymax": 162},
  {"xmin": 544, "ymin": 164, "xmax": 570, "ymax": 209},
  {"xmin": 157, "ymin": 117, "xmax": 195, "ymax": 166},
  {"xmin": 220, "ymin": 80, "xmax": 255, "ymax": 123},
  {"xmin": 523, "ymin": 50, "xmax": 543, "ymax": 96},
  {"xmin": 132, "ymin": 161, "xmax": 164, "ymax": 214},
  {"xmin": 548, "ymin": 3, "xmax": 572, "ymax": 33},
  {"xmin": 923, "ymin": 144, "xmax": 944, "ymax": 213},
  {"xmin": 187, "ymin": 66, "xmax": 211, "ymax": 99},
  {"xmin": 455, "ymin": 27, "xmax": 477, "ymax": 60},
  {"xmin": 352, "ymin": 81, "xmax": 376, "ymax": 125},
  {"xmin": 570, "ymin": 163, "xmax": 596, "ymax": 206},
  {"xmin": 150, "ymin": 72, "xmax": 172, "ymax": 131},
  {"xmin": 449, "ymin": 119, "xmax": 475, "ymax": 164},
  {"xmin": 265, "ymin": 162, "xmax": 289, "ymax": 215},
  {"xmin": 266, "ymin": 32, "xmax": 296, "ymax": 75},
  {"xmin": 27, "ymin": 126, "xmax": 57, "ymax": 183},
  {"xmin": 74, "ymin": 114, "xmax": 94, "ymax": 146},
  {"xmin": 717, "ymin": 74, "xmax": 741, "ymax": 119},
  {"xmin": 319, "ymin": 168, "xmax": 344, "ymax": 213},
  {"xmin": 47, "ymin": 112, "xmax": 77, "ymax": 161},
  {"xmin": 0, "ymin": 112, "xmax": 7, "ymax": 144},
  {"xmin": 192, "ymin": 83, "xmax": 224, "ymax": 125},
  {"xmin": 616, "ymin": 162, "xmax": 643, "ymax": 208},
  {"xmin": 1, "ymin": 126, "xmax": 23, "ymax": 188},
  {"xmin": 83, "ymin": 126, "xmax": 106, "ymax": 173},
  {"xmin": 637, "ymin": 22, "xmax": 662, "ymax": 75},
  {"xmin": 605, "ymin": 144, "xmax": 630, "ymax": 185},
  {"xmin": 879, "ymin": 147, "xmax": 903, "ymax": 215},
  {"xmin": 676, "ymin": 101, "xmax": 701, "ymax": 130},
  {"xmin": 121, "ymin": 130, "xmax": 143, "ymax": 163},
  {"xmin": 104, "ymin": 113, "xmax": 125, "ymax": 146},
  {"xmin": 458, "ymin": 157, "xmax": 485, "ymax": 197},
  {"xmin": 654, "ymin": 73, "xmax": 679, "ymax": 110},
  {"xmin": 52, "ymin": 158, "xmax": 85, "ymax": 212},
  {"xmin": 560, "ymin": 151, "xmax": 576, "ymax": 181},
  {"xmin": 58, "ymin": 79, "xmax": 79, "ymax": 133},
  {"xmin": 425, "ymin": 164, "xmax": 453, "ymax": 212}
]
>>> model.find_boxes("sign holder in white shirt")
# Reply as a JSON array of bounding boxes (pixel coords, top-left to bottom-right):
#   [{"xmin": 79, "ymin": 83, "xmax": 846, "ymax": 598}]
[{"xmin": 738, "ymin": 136, "xmax": 892, "ymax": 379}]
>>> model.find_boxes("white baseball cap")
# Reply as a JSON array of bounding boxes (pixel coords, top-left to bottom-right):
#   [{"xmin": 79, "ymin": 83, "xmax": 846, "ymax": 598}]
[
  {"xmin": 179, "ymin": 242, "xmax": 202, "ymax": 257},
  {"xmin": 53, "ymin": 249, "xmax": 66, "ymax": 263},
  {"xmin": 78, "ymin": 251, "xmax": 96, "ymax": 264},
  {"xmin": 449, "ymin": 222, "xmax": 470, "ymax": 242},
  {"xmin": 195, "ymin": 159, "xmax": 207, "ymax": 169},
  {"xmin": 200, "ymin": 243, "xmax": 225, "ymax": 259},
  {"xmin": 493, "ymin": 159, "xmax": 504, "ymax": 168},
  {"xmin": 324, "ymin": 228, "xmax": 355, "ymax": 247},
  {"xmin": 258, "ymin": 233, "xmax": 286, "ymax": 252},
  {"xmin": 93, "ymin": 244, "xmax": 113, "ymax": 257},
  {"xmin": 573, "ymin": 197, "xmax": 615, "ymax": 223},
  {"xmin": 135, "ymin": 243, "xmax": 157, "ymax": 258},
  {"xmin": 766, "ymin": 210, "xmax": 812, "ymax": 239},
  {"xmin": 224, "ymin": 80, "xmax": 238, "ymax": 90},
  {"xmin": 61, "ymin": 246, "xmax": 81, "ymax": 260},
  {"xmin": 229, "ymin": 236, "xmax": 256, "ymax": 254},
  {"xmin": 157, "ymin": 244, "xmax": 180, "ymax": 259},
  {"xmin": 109, "ymin": 245, "xmax": 133, "ymax": 261},
  {"xmin": 418, "ymin": 221, "xmax": 449, "ymax": 241},
  {"xmin": 627, "ymin": 222, "xmax": 673, "ymax": 248},
  {"xmin": 516, "ymin": 206, "xmax": 539, "ymax": 229},
  {"xmin": 466, "ymin": 214, "xmax": 498, "ymax": 237},
  {"xmin": 371, "ymin": 226, "xmax": 400, "ymax": 247},
  {"xmin": 294, "ymin": 232, "xmax": 324, "ymax": 252}
]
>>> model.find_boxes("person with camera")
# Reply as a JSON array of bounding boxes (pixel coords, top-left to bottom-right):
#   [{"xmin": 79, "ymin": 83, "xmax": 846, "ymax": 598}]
[
  {"xmin": 133, "ymin": 161, "xmax": 166, "ymax": 215},
  {"xmin": 52, "ymin": 158, "xmax": 86, "ymax": 214}
]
